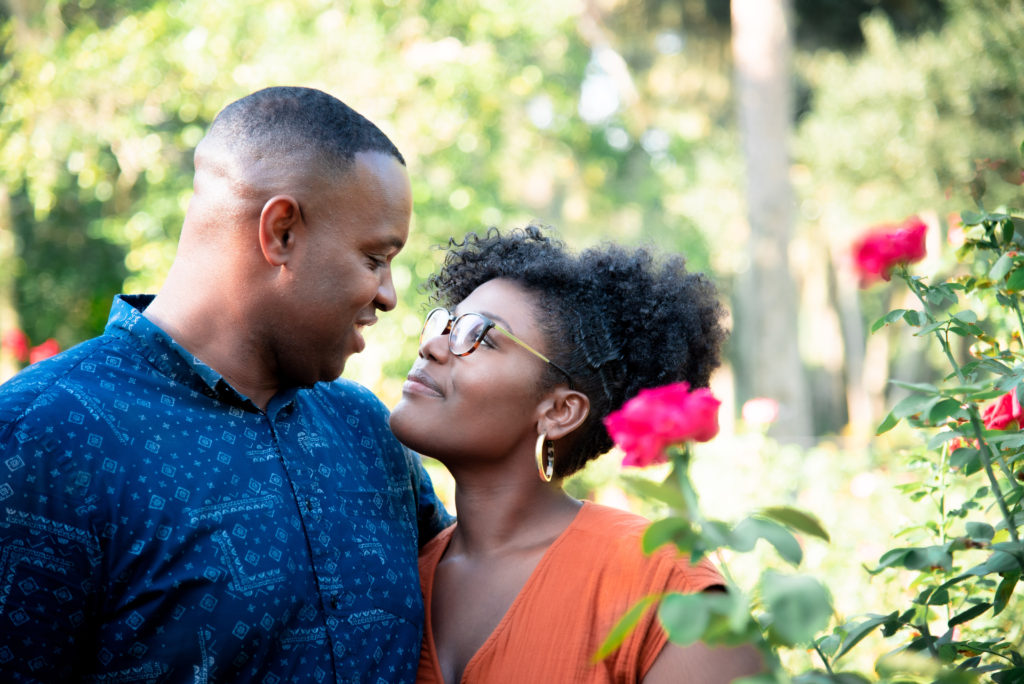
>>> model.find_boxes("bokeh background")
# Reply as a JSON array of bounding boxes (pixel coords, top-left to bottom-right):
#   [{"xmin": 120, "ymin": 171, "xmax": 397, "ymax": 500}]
[{"xmin": 2, "ymin": 0, "xmax": 1022, "ymax": 673}]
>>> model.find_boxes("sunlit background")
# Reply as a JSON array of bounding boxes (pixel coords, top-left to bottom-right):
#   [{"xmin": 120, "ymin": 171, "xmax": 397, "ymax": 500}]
[{"xmin": 2, "ymin": 0, "xmax": 1022, "ymax": 672}]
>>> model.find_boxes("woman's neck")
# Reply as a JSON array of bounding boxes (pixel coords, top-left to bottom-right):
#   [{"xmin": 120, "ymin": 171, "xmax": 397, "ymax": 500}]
[{"xmin": 448, "ymin": 475, "xmax": 583, "ymax": 558}]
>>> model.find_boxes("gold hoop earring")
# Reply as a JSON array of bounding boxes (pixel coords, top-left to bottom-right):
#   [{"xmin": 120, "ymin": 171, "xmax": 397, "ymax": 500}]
[{"xmin": 535, "ymin": 433, "xmax": 555, "ymax": 482}]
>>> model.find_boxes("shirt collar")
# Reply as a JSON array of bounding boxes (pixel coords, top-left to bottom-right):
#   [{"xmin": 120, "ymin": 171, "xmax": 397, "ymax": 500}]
[{"xmin": 105, "ymin": 294, "xmax": 297, "ymax": 413}]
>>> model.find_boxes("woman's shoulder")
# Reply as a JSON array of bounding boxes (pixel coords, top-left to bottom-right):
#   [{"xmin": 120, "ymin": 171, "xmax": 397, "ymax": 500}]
[{"xmin": 568, "ymin": 502, "xmax": 723, "ymax": 592}]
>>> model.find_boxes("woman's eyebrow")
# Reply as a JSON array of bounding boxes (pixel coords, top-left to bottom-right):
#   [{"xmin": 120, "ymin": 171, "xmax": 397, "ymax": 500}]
[{"xmin": 479, "ymin": 310, "xmax": 514, "ymax": 332}]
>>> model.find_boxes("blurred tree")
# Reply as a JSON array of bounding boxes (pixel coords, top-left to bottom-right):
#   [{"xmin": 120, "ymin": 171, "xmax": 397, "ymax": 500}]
[{"xmin": 730, "ymin": 0, "xmax": 813, "ymax": 443}]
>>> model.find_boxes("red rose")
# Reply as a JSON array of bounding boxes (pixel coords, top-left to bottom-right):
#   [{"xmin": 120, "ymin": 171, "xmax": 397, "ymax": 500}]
[
  {"xmin": 28, "ymin": 338, "xmax": 60, "ymax": 364},
  {"xmin": 982, "ymin": 390, "xmax": 1023, "ymax": 431},
  {"xmin": 604, "ymin": 382, "xmax": 721, "ymax": 468},
  {"xmin": 2, "ymin": 328, "xmax": 30, "ymax": 362},
  {"xmin": 853, "ymin": 216, "xmax": 927, "ymax": 284}
]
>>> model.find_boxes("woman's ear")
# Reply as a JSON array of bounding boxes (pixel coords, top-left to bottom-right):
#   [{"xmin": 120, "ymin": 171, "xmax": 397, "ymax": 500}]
[
  {"xmin": 258, "ymin": 195, "xmax": 303, "ymax": 267},
  {"xmin": 538, "ymin": 388, "xmax": 591, "ymax": 441}
]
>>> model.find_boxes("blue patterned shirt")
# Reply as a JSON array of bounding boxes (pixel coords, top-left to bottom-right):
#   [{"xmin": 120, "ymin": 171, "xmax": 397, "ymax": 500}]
[{"xmin": 0, "ymin": 295, "xmax": 452, "ymax": 683}]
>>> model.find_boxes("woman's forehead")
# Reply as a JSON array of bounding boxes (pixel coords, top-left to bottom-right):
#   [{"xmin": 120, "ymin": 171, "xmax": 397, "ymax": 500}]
[{"xmin": 456, "ymin": 279, "xmax": 538, "ymax": 332}]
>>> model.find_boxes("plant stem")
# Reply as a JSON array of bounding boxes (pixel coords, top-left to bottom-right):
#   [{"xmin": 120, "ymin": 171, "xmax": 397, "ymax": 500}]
[
  {"xmin": 813, "ymin": 643, "xmax": 835, "ymax": 675},
  {"xmin": 1009, "ymin": 296, "xmax": 1024, "ymax": 348},
  {"xmin": 901, "ymin": 270, "xmax": 1021, "ymax": 536},
  {"xmin": 968, "ymin": 409, "xmax": 1021, "ymax": 543},
  {"xmin": 902, "ymin": 272, "xmax": 967, "ymax": 383}
]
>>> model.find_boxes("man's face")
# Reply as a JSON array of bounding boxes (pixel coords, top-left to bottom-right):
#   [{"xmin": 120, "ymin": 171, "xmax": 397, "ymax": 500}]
[{"xmin": 274, "ymin": 151, "xmax": 412, "ymax": 385}]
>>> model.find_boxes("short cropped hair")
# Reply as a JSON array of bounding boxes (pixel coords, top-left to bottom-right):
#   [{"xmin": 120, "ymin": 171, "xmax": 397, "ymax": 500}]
[
  {"xmin": 426, "ymin": 225, "xmax": 728, "ymax": 478},
  {"xmin": 206, "ymin": 86, "xmax": 405, "ymax": 174}
]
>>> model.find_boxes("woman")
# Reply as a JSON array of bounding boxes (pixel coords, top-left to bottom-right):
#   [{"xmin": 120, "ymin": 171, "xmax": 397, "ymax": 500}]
[{"xmin": 390, "ymin": 226, "xmax": 761, "ymax": 683}]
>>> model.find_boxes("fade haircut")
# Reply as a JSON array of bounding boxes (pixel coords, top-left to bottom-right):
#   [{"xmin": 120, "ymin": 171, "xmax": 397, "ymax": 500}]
[{"xmin": 205, "ymin": 86, "xmax": 405, "ymax": 175}]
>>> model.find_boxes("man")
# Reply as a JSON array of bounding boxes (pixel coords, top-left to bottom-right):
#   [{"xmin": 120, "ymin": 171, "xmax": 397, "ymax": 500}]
[{"xmin": 0, "ymin": 87, "xmax": 451, "ymax": 682}]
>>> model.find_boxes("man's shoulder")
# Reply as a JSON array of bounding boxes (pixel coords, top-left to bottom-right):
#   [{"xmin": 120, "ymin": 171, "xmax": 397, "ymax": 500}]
[
  {"xmin": 307, "ymin": 378, "xmax": 390, "ymax": 416},
  {"xmin": 0, "ymin": 336, "xmax": 116, "ymax": 425}
]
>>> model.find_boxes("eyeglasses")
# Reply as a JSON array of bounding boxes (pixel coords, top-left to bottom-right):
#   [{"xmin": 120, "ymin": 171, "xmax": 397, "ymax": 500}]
[{"xmin": 420, "ymin": 307, "xmax": 574, "ymax": 387}]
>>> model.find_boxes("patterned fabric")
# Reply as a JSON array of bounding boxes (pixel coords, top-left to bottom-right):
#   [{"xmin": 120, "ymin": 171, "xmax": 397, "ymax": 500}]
[
  {"xmin": 0, "ymin": 295, "xmax": 452, "ymax": 683},
  {"xmin": 416, "ymin": 502, "xmax": 723, "ymax": 683}
]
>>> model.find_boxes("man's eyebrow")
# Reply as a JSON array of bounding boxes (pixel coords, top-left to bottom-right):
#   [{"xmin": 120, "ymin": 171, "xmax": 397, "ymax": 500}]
[{"xmin": 369, "ymin": 237, "xmax": 406, "ymax": 253}]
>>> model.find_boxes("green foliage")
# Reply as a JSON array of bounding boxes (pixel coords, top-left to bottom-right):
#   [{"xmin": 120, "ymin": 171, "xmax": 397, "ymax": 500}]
[
  {"xmin": 796, "ymin": 0, "xmax": 1024, "ymax": 226},
  {"xmin": 0, "ymin": 0, "xmax": 718, "ymax": 376}
]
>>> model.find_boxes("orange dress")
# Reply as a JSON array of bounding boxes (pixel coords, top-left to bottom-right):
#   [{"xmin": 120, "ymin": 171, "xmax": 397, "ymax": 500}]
[{"xmin": 416, "ymin": 502, "xmax": 723, "ymax": 683}]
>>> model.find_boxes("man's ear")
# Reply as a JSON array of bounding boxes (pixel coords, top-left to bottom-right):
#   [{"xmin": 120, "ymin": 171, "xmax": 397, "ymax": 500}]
[
  {"xmin": 538, "ymin": 388, "xmax": 591, "ymax": 441},
  {"xmin": 258, "ymin": 195, "xmax": 303, "ymax": 267}
]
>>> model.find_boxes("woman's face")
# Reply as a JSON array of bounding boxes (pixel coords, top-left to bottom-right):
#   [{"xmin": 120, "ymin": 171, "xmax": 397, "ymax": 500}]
[{"xmin": 389, "ymin": 278, "xmax": 554, "ymax": 468}]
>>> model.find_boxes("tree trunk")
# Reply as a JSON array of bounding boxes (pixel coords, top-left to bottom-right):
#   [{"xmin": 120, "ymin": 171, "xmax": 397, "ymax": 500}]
[{"xmin": 730, "ymin": 0, "xmax": 813, "ymax": 442}]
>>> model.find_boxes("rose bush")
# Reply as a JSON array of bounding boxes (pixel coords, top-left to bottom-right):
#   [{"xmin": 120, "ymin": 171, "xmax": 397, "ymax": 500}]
[
  {"xmin": 597, "ymin": 383, "xmax": 834, "ymax": 679},
  {"xmin": 601, "ymin": 154, "xmax": 1024, "ymax": 682},
  {"xmin": 826, "ymin": 200, "xmax": 1024, "ymax": 681}
]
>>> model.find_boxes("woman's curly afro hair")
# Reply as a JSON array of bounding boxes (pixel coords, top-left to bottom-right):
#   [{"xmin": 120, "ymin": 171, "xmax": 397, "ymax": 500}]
[{"xmin": 425, "ymin": 225, "xmax": 728, "ymax": 478}]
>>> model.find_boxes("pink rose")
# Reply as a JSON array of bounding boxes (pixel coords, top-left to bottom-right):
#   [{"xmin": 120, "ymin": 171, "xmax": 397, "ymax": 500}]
[
  {"xmin": 2, "ymin": 328, "xmax": 30, "ymax": 362},
  {"xmin": 853, "ymin": 216, "xmax": 927, "ymax": 285},
  {"xmin": 28, "ymin": 338, "xmax": 60, "ymax": 364},
  {"xmin": 982, "ymin": 390, "xmax": 1023, "ymax": 431},
  {"xmin": 604, "ymin": 382, "xmax": 721, "ymax": 468}
]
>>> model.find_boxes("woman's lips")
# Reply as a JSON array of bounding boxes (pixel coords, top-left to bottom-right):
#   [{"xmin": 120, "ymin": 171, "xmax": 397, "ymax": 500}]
[{"xmin": 403, "ymin": 368, "xmax": 444, "ymax": 397}]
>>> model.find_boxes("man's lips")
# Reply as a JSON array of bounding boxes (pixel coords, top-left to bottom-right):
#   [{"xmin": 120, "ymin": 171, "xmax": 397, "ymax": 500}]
[
  {"xmin": 403, "ymin": 367, "xmax": 444, "ymax": 397},
  {"xmin": 351, "ymin": 318, "xmax": 377, "ymax": 354}
]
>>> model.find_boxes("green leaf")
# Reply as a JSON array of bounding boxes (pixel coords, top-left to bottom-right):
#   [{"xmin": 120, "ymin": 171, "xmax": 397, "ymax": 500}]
[
  {"xmin": 902, "ymin": 309, "xmax": 924, "ymax": 326},
  {"xmin": 891, "ymin": 393, "xmax": 937, "ymax": 420},
  {"xmin": 657, "ymin": 592, "xmax": 709, "ymax": 646},
  {"xmin": 964, "ymin": 549, "xmax": 1024, "ymax": 576},
  {"xmin": 965, "ymin": 521, "xmax": 995, "ymax": 541},
  {"xmin": 952, "ymin": 310, "xmax": 979, "ymax": 324},
  {"xmin": 832, "ymin": 612, "xmax": 899, "ymax": 662},
  {"xmin": 758, "ymin": 506, "xmax": 831, "ymax": 542},
  {"xmin": 988, "ymin": 433, "xmax": 1024, "ymax": 449},
  {"xmin": 903, "ymin": 546, "xmax": 954, "ymax": 571},
  {"xmin": 990, "ymin": 252, "xmax": 1015, "ymax": 280},
  {"xmin": 922, "ymin": 587, "xmax": 949, "ymax": 605},
  {"xmin": 731, "ymin": 517, "xmax": 803, "ymax": 565},
  {"xmin": 915, "ymin": 320, "xmax": 947, "ymax": 336},
  {"xmin": 876, "ymin": 410, "xmax": 899, "ymax": 435},
  {"xmin": 948, "ymin": 602, "xmax": 991, "ymax": 627},
  {"xmin": 816, "ymin": 632, "xmax": 841, "ymax": 657},
  {"xmin": 961, "ymin": 210, "xmax": 984, "ymax": 226},
  {"xmin": 620, "ymin": 475, "xmax": 688, "ymax": 512},
  {"xmin": 979, "ymin": 357, "xmax": 1014, "ymax": 376},
  {"xmin": 871, "ymin": 308, "xmax": 908, "ymax": 333},
  {"xmin": 927, "ymin": 398, "xmax": 963, "ymax": 425},
  {"xmin": 592, "ymin": 594, "xmax": 661, "ymax": 661},
  {"xmin": 950, "ymin": 447, "xmax": 982, "ymax": 475},
  {"xmin": 993, "ymin": 571, "xmax": 1020, "ymax": 616},
  {"xmin": 642, "ymin": 517, "xmax": 696, "ymax": 554},
  {"xmin": 889, "ymin": 380, "xmax": 940, "ymax": 394},
  {"xmin": 1006, "ymin": 268, "xmax": 1024, "ymax": 292},
  {"xmin": 760, "ymin": 571, "xmax": 833, "ymax": 646}
]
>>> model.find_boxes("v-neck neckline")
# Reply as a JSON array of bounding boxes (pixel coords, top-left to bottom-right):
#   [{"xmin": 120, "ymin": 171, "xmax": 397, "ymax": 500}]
[{"xmin": 423, "ymin": 501, "xmax": 592, "ymax": 684}]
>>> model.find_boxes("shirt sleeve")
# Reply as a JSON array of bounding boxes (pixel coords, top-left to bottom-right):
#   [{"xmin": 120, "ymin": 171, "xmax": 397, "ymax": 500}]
[
  {"xmin": 636, "ymin": 555, "xmax": 725, "ymax": 677},
  {"xmin": 403, "ymin": 446, "xmax": 454, "ymax": 548},
  {"xmin": 0, "ymin": 419, "xmax": 103, "ymax": 680}
]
